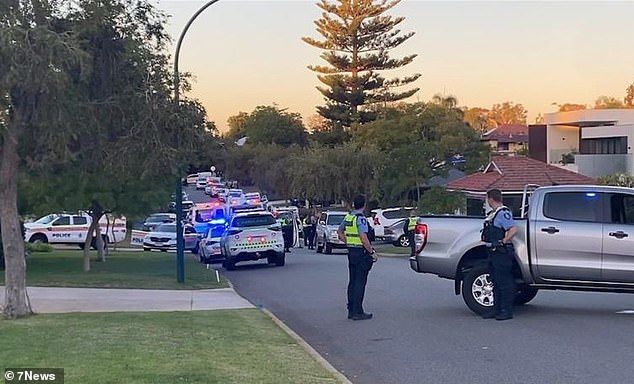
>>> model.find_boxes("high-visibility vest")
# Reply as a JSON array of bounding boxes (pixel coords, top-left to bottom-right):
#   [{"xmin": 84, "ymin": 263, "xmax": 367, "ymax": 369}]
[
  {"xmin": 343, "ymin": 213, "xmax": 363, "ymax": 247},
  {"xmin": 407, "ymin": 217, "xmax": 417, "ymax": 231}
]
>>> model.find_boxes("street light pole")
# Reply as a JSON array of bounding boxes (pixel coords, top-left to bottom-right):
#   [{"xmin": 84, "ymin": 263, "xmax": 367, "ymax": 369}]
[{"xmin": 174, "ymin": 0, "xmax": 222, "ymax": 283}]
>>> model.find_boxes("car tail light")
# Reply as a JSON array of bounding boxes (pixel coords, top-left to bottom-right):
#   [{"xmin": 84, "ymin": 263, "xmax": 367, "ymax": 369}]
[
  {"xmin": 414, "ymin": 223, "xmax": 428, "ymax": 255},
  {"xmin": 373, "ymin": 216, "xmax": 380, "ymax": 226}
]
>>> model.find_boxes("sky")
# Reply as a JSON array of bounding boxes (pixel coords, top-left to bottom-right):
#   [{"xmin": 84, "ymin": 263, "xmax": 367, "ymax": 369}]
[{"xmin": 157, "ymin": 0, "xmax": 634, "ymax": 132}]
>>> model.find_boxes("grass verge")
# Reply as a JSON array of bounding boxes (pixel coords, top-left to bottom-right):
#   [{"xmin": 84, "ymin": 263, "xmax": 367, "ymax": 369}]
[
  {"xmin": 374, "ymin": 244, "xmax": 411, "ymax": 256},
  {"xmin": 0, "ymin": 250, "xmax": 227, "ymax": 290},
  {"xmin": 0, "ymin": 309, "xmax": 340, "ymax": 384}
]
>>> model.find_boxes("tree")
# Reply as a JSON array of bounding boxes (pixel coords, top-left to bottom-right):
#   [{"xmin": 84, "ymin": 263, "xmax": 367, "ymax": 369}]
[
  {"xmin": 488, "ymin": 102, "xmax": 527, "ymax": 126},
  {"xmin": 594, "ymin": 96, "xmax": 625, "ymax": 109},
  {"xmin": 302, "ymin": 0, "xmax": 420, "ymax": 127},
  {"xmin": 0, "ymin": 0, "xmax": 84, "ymax": 318},
  {"xmin": 226, "ymin": 106, "xmax": 308, "ymax": 147},
  {"xmin": 418, "ymin": 186, "xmax": 466, "ymax": 214},
  {"xmin": 597, "ymin": 173, "xmax": 634, "ymax": 188},
  {"xmin": 625, "ymin": 83, "xmax": 634, "ymax": 107},
  {"xmin": 557, "ymin": 103, "xmax": 587, "ymax": 112},
  {"xmin": 463, "ymin": 107, "xmax": 493, "ymax": 133}
]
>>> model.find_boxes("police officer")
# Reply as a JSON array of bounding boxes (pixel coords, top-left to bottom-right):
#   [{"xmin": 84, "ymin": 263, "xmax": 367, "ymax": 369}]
[
  {"xmin": 403, "ymin": 211, "xmax": 418, "ymax": 257},
  {"xmin": 281, "ymin": 214, "xmax": 293, "ymax": 252},
  {"xmin": 337, "ymin": 195, "xmax": 378, "ymax": 321},
  {"xmin": 481, "ymin": 189, "xmax": 518, "ymax": 321}
]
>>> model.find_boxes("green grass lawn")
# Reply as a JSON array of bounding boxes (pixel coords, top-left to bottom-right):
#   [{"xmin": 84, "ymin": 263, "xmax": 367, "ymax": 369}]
[
  {"xmin": 374, "ymin": 244, "xmax": 411, "ymax": 255},
  {"xmin": 0, "ymin": 250, "xmax": 227, "ymax": 289},
  {"xmin": 0, "ymin": 309, "xmax": 340, "ymax": 384}
]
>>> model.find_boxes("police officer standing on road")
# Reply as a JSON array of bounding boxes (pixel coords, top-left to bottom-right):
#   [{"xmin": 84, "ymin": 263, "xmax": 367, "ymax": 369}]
[
  {"xmin": 404, "ymin": 211, "xmax": 418, "ymax": 257},
  {"xmin": 481, "ymin": 189, "xmax": 518, "ymax": 321},
  {"xmin": 281, "ymin": 214, "xmax": 293, "ymax": 253},
  {"xmin": 337, "ymin": 195, "xmax": 377, "ymax": 321}
]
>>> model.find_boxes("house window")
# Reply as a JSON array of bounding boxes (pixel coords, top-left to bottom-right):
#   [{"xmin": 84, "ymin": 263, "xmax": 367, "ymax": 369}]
[
  {"xmin": 580, "ymin": 137, "xmax": 627, "ymax": 155},
  {"xmin": 497, "ymin": 142, "xmax": 509, "ymax": 151}
]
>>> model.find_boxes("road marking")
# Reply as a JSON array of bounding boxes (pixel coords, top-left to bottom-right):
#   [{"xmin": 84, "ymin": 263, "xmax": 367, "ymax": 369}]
[{"xmin": 616, "ymin": 310, "xmax": 634, "ymax": 314}]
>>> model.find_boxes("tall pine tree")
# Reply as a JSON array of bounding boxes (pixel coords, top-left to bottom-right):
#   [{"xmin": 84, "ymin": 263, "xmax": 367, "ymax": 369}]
[{"xmin": 303, "ymin": 0, "xmax": 420, "ymax": 127}]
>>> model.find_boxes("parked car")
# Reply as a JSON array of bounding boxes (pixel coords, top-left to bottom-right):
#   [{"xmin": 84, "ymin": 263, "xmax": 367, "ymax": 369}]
[
  {"xmin": 315, "ymin": 211, "xmax": 348, "ymax": 254},
  {"xmin": 199, "ymin": 225, "xmax": 226, "ymax": 264},
  {"xmin": 142, "ymin": 223, "xmax": 199, "ymax": 253},
  {"xmin": 220, "ymin": 211, "xmax": 285, "ymax": 270},
  {"xmin": 384, "ymin": 219, "xmax": 410, "ymax": 247},
  {"xmin": 186, "ymin": 173, "xmax": 199, "ymax": 185},
  {"xmin": 142, "ymin": 213, "xmax": 176, "ymax": 231},
  {"xmin": 371, "ymin": 207, "xmax": 415, "ymax": 241},
  {"xmin": 410, "ymin": 184, "xmax": 634, "ymax": 316}
]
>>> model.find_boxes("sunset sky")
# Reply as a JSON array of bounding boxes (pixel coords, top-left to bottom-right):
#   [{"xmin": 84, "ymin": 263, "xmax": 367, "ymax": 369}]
[{"xmin": 158, "ymin": 0, "xmax": 634, "ymax": 132}]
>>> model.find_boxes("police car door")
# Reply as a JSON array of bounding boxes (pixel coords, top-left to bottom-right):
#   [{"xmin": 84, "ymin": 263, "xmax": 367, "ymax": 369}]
[
  {"xmin": 72, "ymin": 215, "xmax": 91, "ymax": 243},
  {"xmin": 49, "ymin": 215, "xmax": 72, "ymax": 243}
]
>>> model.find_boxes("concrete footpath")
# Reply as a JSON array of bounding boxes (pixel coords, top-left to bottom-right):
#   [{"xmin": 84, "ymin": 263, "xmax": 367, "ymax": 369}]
[{"xmin": 0, "ymin": 286, "xmax": 254, "ymax": 313}]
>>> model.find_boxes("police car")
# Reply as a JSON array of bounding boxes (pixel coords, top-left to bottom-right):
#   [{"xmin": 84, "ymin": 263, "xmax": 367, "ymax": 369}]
[
  {"xmin": 24, "ymin": 212, "xmax": 127, "ymax": 249},
  {"xmin": 220, "ymin": 211, "xmax": 285, "ymax": 270},
  {"xmin": 198, "ymin": 225, "xmax": 226, "ymax": 264}
]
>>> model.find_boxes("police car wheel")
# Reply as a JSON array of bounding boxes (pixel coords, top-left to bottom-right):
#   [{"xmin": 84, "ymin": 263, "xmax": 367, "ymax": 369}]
[
  {"xmin": 29, "ymin": 234, "xmax": 48, "ymax": 244},
  {"xmin": 398, "ymin": 235, "xmax": 410, "ymax": 248},
  {"xmin": 462, "ymin": 263, "xmax": 495, "ymax": 316},
  {"xmin": 223, "ymin": 259, "xmax": 236, "ymax": 271},
  {"xmin": 274, "ymin": 252, "xmax": 285, "ymax": 267},
  {"xmin": 143, "ymin": 247, "xmax": 150, "ymax": 252},
  {"xmin": 515, "ymin": 286, "xmax": 538, "ymax": 305},
  {"xmin": 324, "ymin": 242, "xmax": 333, "ymax": 254},
  {"xmin": 316, "ymin": 242, "xmax": 323, "ymax": 253}
]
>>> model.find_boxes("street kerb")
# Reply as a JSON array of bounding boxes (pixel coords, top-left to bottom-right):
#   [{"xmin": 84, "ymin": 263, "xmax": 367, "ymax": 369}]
[{"xmin": 262, "ymin": 308, "xmax": 353, "ymax": 384}]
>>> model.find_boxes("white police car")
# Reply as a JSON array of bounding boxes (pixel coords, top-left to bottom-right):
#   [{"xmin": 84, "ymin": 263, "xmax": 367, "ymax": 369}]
[{"xmin": 220, "ymin": 211, "xmax": 285, "ymax": 270}]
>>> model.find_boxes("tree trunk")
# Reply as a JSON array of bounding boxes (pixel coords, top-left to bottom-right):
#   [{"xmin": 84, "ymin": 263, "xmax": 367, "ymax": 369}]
[
  {"xmin": 0, "ymin": 116, "xmax": 32, "ymax": 319},
  {"xmin": 90, "ymin": 204, "xmax": 105, "ymax": 263},
  {"xmin": 82, "ymin": 219, "xmax": 97, "ymax": 272}
]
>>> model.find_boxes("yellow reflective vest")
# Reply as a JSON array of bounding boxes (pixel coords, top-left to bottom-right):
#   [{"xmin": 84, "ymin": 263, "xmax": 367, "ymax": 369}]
[{"xmin": 343, "ymin": 213, "xmax": 363, "ymax": 247}]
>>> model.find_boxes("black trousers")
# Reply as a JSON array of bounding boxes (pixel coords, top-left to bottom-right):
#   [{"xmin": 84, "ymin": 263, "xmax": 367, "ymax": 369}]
[
  {"xmin": 408, "ymin": 231, "xmax": 415, "ymax": 256},
  {"xmin": 347, "ymin": 247, "xmax": 373, "ymax": 315},
  {"xmin": 489, "ymin": 247, "xmax": 516, "ymax": 315},
  {"xmin": 305, "ymin": 228, "xmax": 314, "ymax": 247}
]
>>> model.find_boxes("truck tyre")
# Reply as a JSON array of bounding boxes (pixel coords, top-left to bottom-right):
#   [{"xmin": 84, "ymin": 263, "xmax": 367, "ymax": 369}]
[
  {"xmin": 462, "ymin": 263, "xmax": 495, "ymax": 316},
  {"xmin": 515, "ymin": 287, "xmax": 539, "ymax": 305},
  {"xmin": 29, "ymin": 234, "xmax": 48, "ymax": 244},
  {"xmin": 324, "ymin": 241, "xmax": 333, "ymax": 254},
  {"xmin": 316, "ymin": 240, "xmax": 323, "ymax": 253},
  {"xmin": 274, "ymin": 252, "xmax": 285, "ymax": 267}
]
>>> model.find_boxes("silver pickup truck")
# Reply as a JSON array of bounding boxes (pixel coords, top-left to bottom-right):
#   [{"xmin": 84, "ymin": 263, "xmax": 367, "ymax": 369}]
[{"xmin": 410, "ymin": 185, "xmax": 634, "ymax": 315}]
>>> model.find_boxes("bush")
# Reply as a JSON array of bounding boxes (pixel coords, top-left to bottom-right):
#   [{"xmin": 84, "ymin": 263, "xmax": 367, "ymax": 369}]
[{"xmin": 26, "ymin": 242, "xmax": 54, "ymax": 253}]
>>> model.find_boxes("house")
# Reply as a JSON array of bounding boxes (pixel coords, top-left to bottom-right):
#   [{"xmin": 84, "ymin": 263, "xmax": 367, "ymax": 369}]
[
  {"xmin": 446, "ymin": 156, "xmax": 596, "ymax": 216},
  {"xmin": 533, "ymin": 109, "xmax": 634, "ymax": 177},
  {"xmin": 480, "ymin": 124, "xmax": 529, "ymax": 154}
]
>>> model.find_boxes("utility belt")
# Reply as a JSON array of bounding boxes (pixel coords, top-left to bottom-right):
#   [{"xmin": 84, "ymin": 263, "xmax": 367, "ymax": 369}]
[{"xmin": 487, "ymin": 241, "xmax": 514, "ymax": 254}]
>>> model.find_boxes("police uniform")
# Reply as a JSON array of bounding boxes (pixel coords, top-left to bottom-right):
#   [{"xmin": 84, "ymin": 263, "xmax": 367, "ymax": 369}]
[
  {"xmin": 281, "ymin": 216, "xmax": 293, "ymax": 252},
  {"xmin": 339, "ymin": 210, "xmax": 373, "ymax": 318},
  {"xmin": 406, "ymin": 217, "xmax": 417, "ymax": 257},
  {"xmin": 482, "ymin": 206, "xmax": 516, "ymax": 319}
]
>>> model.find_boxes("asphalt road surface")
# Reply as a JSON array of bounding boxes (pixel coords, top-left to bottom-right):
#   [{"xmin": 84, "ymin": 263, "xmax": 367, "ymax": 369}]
[
  {"xmin": 224, "ymin": 248, "xmax": 634, "ymax": 384},
  {"xmin": 186, "ymin": 185, "xmax": 634, "ymax": 384}
]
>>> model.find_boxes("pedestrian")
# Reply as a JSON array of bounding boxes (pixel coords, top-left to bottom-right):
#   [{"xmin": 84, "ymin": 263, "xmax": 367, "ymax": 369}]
[
  {"xmin": 302, "ymin": 215, "xmax": 311, "ymax": 247},
  {"xmin": 337, "ymin": 194, "xmax": 377, "ymax": 321},
  {"xmin": 403, "ymin": 210, "xmax": 418, "ymax": 257},
  {"xmin": 481, "ymin": 189, "xmax": 518, "ymax": 321}
]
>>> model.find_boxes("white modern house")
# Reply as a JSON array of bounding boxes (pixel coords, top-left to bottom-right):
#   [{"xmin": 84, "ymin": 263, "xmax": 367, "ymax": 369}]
[{"xmin": 543, "ymin": 109, "xmax": 634, "ymax": 177}]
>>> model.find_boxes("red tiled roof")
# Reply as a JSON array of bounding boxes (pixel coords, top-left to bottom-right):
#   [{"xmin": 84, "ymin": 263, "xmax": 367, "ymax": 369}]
[
  {"xmin": 447, "ymin": 156, "xmax": 596, "ymax": 192},
  {"xmin": 481, "ymin": 124, "xmax": 529, "ymax": 144}
]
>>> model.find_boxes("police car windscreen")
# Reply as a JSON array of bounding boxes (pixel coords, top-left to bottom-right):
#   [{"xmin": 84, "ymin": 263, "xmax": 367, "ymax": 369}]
[
  {"xmin": 327, "ymin": 214, "xmax": 346, "ymax": 225},
  {"xmin": 194, "ymin": 209, "xmax": 215, "ymax": 223},
  {"xmin": 233, "ymin": 215, "xmax": 275, "ymax": 228},
  {"xmin": 34, "ymin": 215, "xmax": 57, "ymax": 225},
  {"xmin": 156, "ymin": 224, "xmax": 176, "ymax": 233}
]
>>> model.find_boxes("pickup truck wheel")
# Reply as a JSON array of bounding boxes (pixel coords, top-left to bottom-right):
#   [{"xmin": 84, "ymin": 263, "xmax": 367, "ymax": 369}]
[
  {"xmin": 223, "ymin": 259, "xmax": 236, "ymax": 271},
  {"xmin": 324, "ymin": 241, "xmax": 333, "ymax": 254},
  {"xmin": 462, "ymin": 264, "xmax": 495, "ymax": 316},
  {"xmin": 316, "ymin": 241, "xmax": 323, "ymax": 253},
  {"xmin": 398, "ymin": 235, "xmax": 410, "ymax": 248},
  {"xmin": 515, "ymin": 287, "xmax": 539, "ymax": 305}
]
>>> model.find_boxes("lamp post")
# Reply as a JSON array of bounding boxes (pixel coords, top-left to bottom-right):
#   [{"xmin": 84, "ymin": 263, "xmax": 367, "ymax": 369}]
[{"xmin": 174, "ymin": 0, "xmax": 221, "ymax": 283}]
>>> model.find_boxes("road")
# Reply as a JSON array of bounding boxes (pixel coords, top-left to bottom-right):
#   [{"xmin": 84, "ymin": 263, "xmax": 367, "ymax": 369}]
[
  {"xmin": 186, "ymin": 185, "xmax": 634, "ymax": 384},
  {"xmin": 223, "ymin": 248, "xmax": 634, "ymax": 384}
]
